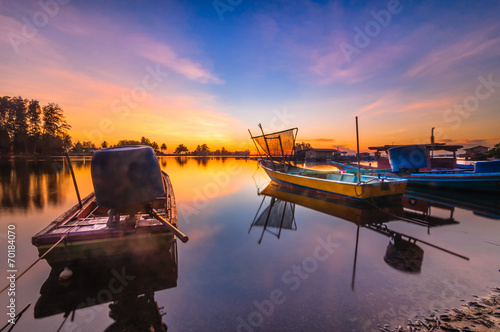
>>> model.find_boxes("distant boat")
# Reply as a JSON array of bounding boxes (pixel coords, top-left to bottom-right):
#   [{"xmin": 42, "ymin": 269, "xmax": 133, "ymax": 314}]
[
  {"xmin": 249, "ymin": 125, "xmax": 407, "ymax": 200},
  {"xmin": 32, "ymin": 146, "xmax": 187, "ymax": 267},
  {"xmin": 388, "ymin": 146, "xmax": 500, "ymax": 193}
]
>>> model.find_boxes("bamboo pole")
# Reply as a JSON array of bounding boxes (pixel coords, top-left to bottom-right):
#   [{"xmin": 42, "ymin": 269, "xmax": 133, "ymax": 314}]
[
  {"xmin": 65, "ymin": 151, "xmax": 82, "ymax": 209},
  {"xmin": 356, "ymin": 116, "xmax": 361, "ymax": 184},
  {"xmin": 150, "ymin": 208, "xmax": 189, "ymax": 243}
]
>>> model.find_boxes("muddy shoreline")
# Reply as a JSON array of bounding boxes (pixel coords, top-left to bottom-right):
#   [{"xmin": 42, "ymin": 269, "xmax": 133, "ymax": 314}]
[{"xmin": 382, "ymin": 288, "xmax": 500, "ymax": 331}]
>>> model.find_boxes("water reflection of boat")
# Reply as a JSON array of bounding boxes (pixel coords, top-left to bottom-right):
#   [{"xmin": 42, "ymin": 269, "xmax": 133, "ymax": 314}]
[
  {"xmin": 404, "ymin": 188, "xmax": 500, "ymax": 220},
  {"xmin": 257, "ymin": 182, "xmax": 405, "ymax": 225},
  {"xmin": 249, "ymin": 197, "xmax": 296, "ymax": 244},
  {"xmin": 402, "ymin": 195, "xmax": 459, "ymax": 228},
  {"xmin": 31, "ymin": 146, "xmax": 188, "ymax": 267},
  {"xmin": 34, "ymin": 240, "xmax": 178, "ymax": 331},
  {"xmin": 254, "ymin": 183, "xmax": 469, "ymax": 280}
]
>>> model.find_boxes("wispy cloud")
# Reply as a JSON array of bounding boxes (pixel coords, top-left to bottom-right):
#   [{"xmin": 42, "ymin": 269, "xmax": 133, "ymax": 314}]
[
  {"xmin": 405, "ymin": 30, "xmax": 500, "ymax": 78},
  {"xmin": 134, "ymin": 35, "xmax": 223, "ymax": 84}
]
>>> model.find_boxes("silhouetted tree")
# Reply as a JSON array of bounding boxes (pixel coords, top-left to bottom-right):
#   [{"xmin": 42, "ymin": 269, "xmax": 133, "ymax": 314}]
[
  {"xmin": 488, "ymin": 143, "xmax": 500, "ymax": 158},
  {"xmin": 193, "ymin": 143, "xmax": 210, "ymax": 156},
  {"xmin": 0, "ymin": 96, "xmax": 72, "ymax": 155},
  {"xmin": 11, "ymin": 96, "xmax": 28, "ymax": 154},
  {"xmin": 42, "ymin": 103, "xmax": 70, "ymax": 136},
  {"xmin": 140, "ymin": 136, "xmax": 151, "ymax": 146},
  {"xmin": 27, "ymin": 99, "xmax": 42, "ymax": 153},
  {"xmin": 174, "ymin": 144, "xmax": 188, "ymax": 154},
  {"xmin": 0, "ymin": 96, "xmax": 12, "ymax": 153}
]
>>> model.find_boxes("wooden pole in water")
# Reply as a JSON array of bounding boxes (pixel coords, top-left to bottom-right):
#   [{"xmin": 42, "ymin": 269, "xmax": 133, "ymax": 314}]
[
  {"xmin": 356, "ymin": 116, "xmax": 361, "ymax": 184},
  {"xmin": 351, "ymin": 225, "xmax": 360, "ymax": 291}
]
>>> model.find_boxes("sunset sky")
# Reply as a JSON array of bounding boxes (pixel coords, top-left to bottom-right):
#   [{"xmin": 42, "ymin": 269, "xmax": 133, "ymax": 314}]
[{"xmin": 1, "ymin": 0, "xmax": 499, "ymax": 153}]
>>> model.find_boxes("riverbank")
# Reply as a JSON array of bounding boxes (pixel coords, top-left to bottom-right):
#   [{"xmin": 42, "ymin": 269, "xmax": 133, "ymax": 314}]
[{"xmin": 383, "ymin": 288, "xmax": 500, "ymax": 331}]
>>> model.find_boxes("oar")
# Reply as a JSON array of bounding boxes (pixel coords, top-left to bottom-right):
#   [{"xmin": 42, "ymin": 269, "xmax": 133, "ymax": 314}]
[{"xmin": 149, "ymin": 208, "xmax": 189, "ymax": 243}]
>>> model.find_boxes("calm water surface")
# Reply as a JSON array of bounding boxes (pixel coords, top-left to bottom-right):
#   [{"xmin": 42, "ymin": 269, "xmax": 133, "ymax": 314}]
[{"xmin": 1, "ymin": 157, "xmax": 500, "ymax": 331}]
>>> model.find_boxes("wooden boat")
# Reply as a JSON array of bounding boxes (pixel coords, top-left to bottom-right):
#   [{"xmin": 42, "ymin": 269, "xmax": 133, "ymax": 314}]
[
  {"xmin": 332, "ymin": 146, "xmax": 500, "ymax": 193},
  {"xmin": 259, "ymin": 159, "xmax": 407, "ymax": 200},
  {"xmin": 248, "ymin": 125, "xmax": 407, "ymax": 200},
  {"xmin": 400, "ymin": 171, "xmax": 500, "ymax": 193},
  {"xmin": 32, "ymin": 146, "xmax": 187, "ymax": 267}
]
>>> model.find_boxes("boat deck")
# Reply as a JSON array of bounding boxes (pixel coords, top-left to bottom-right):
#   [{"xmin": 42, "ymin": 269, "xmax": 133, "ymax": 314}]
[{"xmin": 32, "ymin": 171, "xmax": 177, "ymax": 266}]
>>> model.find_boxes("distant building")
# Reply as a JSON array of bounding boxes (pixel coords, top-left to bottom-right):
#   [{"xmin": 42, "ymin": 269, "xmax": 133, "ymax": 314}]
[
  {"xmin": 358, "ymin": 152, "xmax": 370, "ymax": 158},
  {"xmin": 296, "ymin": 148, "xmax": 346, "ymax": 160},
  {"xmin": 464, "ymin": 146, "xmax": 488, "ymax": 156},
  {"xmin": 464, "ymin": 145, "xmax": 489, "ymax": 160},
  {"xmin": 235, "ymin": 150, "xmax": 250, "ymax": 157}
]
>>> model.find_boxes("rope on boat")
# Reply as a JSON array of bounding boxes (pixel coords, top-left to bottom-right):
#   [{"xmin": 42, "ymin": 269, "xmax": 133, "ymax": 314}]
[
  {"xmin": 0, "ymin": 229, "xmax": 74, "ymax": 295},
  {"xmin": 252, "ymin": 163, "xmax": 270, "ymax": 194}
]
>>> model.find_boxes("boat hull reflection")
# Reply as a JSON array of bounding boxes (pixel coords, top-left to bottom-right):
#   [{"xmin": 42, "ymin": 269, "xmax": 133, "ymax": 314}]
[
  {"xmin": 253, "ymin": 183, "xmax": 469, "ymax": 280},
  {"xmin": 34, "ymin": 240, "xmax": 178, "ymax": 331}
]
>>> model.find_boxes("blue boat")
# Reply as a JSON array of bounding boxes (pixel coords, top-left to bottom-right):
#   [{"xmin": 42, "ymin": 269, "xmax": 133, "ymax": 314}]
[
  {"xmin": 331, "ymin": 147, "xmax": 500, "ymax": 193},
  {"xmin": 386, "ymin": 146, "xmax": 500, "ymax": 192}
]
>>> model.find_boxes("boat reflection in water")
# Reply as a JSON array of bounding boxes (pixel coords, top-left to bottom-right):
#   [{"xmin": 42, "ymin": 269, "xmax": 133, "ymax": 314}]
[
  {"xmin": 404, "ymin": 188, "xmax": 500, "ymax": 220},
  {"xmin": 34, "ymin": 240, "xmax": 178, "ymax": 331},
  {"xmin": 252, "ymin": 183, "xmax": 470, "ymax": 281}
]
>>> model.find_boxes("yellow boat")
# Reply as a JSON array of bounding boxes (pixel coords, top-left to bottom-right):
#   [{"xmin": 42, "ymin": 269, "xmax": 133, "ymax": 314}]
[{"xmin": 260, "ymin": 159, "xmax": 407, "ymax": 200}]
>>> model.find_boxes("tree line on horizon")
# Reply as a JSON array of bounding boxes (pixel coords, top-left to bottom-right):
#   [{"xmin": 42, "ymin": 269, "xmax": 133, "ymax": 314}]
[
  {"xmin": 0, "ymin": 96, "xmax": 71, "ymax": 155},
  {"xmin": 74, "ymin": 139, "xmax": 249, "ymax": 156}
]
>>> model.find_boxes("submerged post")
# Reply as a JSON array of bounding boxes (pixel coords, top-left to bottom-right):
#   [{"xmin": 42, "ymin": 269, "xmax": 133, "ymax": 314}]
[{"xmin": 355, "ymin": 116, "xmax": 361, "ymax": 184}]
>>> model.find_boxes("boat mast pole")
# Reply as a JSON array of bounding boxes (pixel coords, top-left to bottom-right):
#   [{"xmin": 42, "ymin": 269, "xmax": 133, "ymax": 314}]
[
  {"xmin": 356, "ymin": 116, "xmax": 361, "ymax": 184},
  {"xmin": 65, "ymin": 151, "xmax": 82, "ymax": 209}
]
